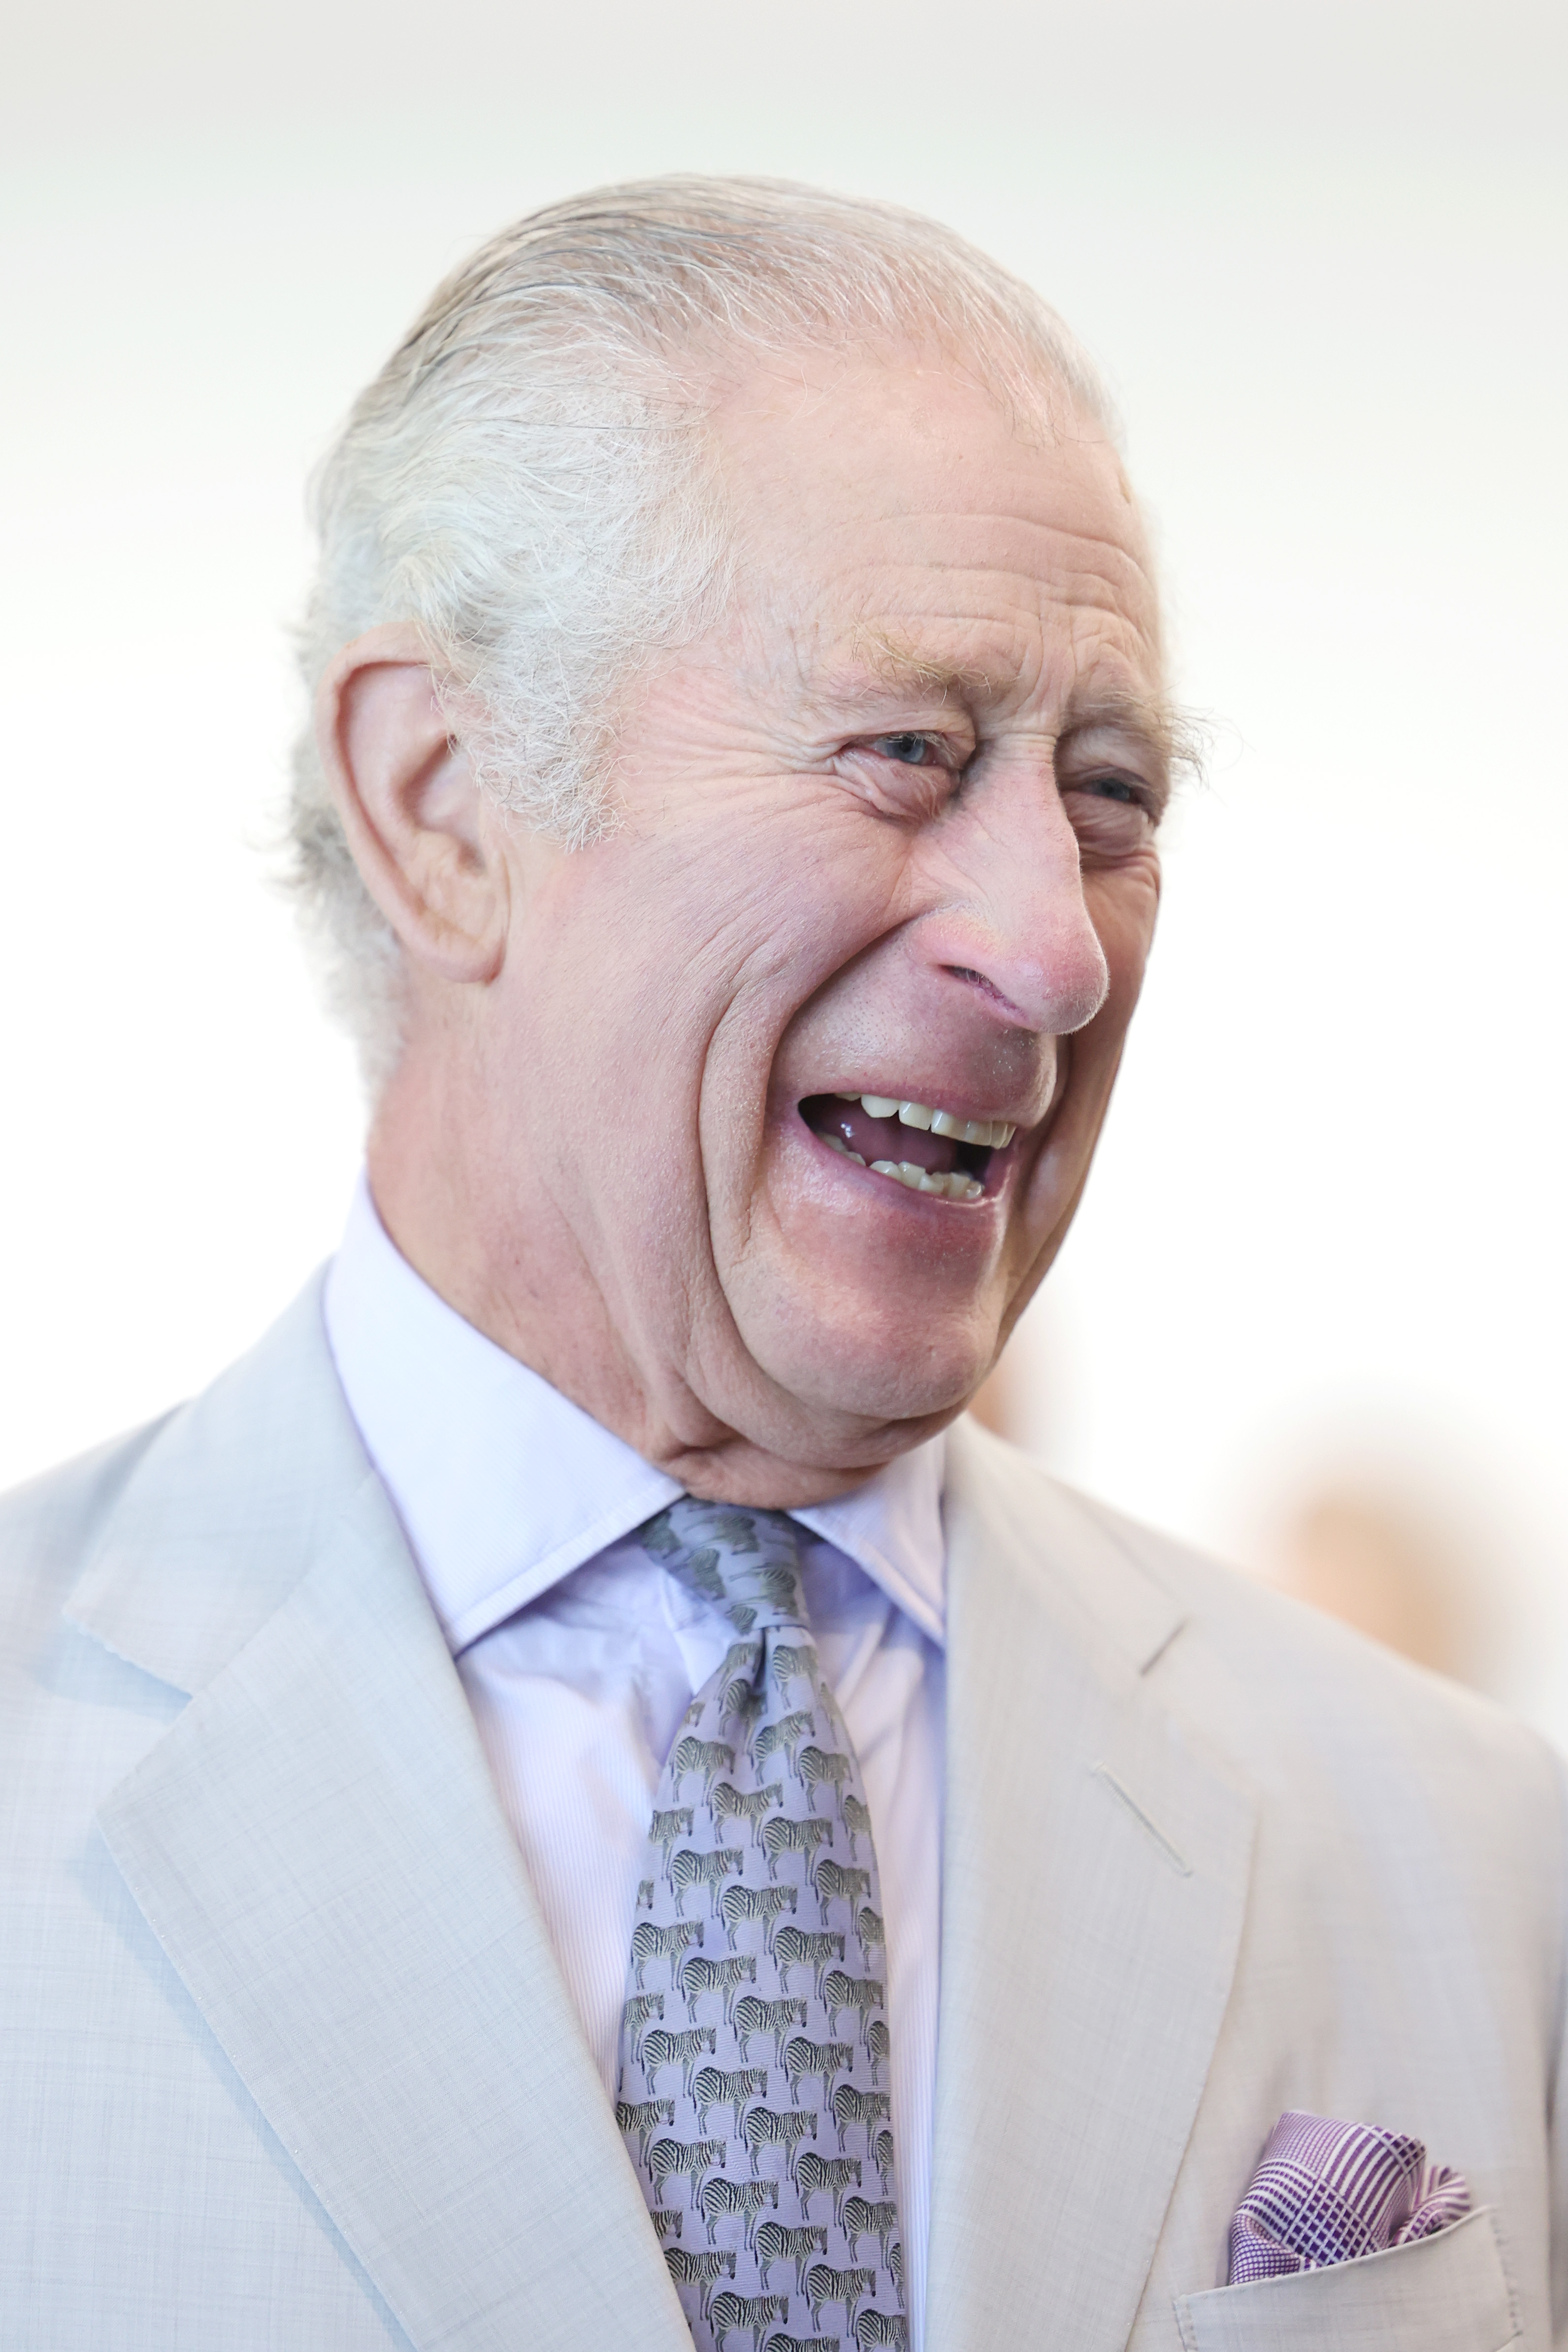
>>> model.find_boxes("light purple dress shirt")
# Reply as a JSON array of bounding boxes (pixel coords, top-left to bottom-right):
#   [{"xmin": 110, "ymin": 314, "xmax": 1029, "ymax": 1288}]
[{"xmin": 323, "ymin": 1177, "xmax": 947, "ymax": 2348}]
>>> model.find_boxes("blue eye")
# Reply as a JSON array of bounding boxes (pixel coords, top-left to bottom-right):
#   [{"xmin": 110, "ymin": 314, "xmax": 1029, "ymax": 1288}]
[
  {"xmin": 871, "ymin": 733, "xmax": 935, "ymax": 765},
  {"xmin": 1087, "ymin": 776, "xmax": 1137, "ymax": 802}
]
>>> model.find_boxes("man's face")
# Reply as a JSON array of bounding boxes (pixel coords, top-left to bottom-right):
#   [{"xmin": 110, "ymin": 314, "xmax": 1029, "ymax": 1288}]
[{"xmin": 477, "ymin": 352, "xmax": 1167, "ymax": 1490}]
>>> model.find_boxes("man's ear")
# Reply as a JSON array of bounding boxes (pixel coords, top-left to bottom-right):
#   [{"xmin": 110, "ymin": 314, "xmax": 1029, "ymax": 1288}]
[{"xmin": 316, "ymin": 623, "xmax": 507, "ymax": 984}]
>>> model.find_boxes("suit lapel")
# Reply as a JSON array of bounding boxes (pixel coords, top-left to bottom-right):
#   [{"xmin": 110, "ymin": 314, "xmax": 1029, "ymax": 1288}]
[
  {"xmin": 72, "ymin": 1280, "xmax": 689, "ymax": 2352},
  {"xmin": 926, "ymin": 1423, "xmax": 1256, "ymax": 2352}
]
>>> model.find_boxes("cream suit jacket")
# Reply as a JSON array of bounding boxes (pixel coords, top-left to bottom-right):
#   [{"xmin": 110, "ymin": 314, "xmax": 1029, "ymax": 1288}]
[{"xmin": 2, "ymin": 1274, "xmax": 1565, "ymax": 2351}]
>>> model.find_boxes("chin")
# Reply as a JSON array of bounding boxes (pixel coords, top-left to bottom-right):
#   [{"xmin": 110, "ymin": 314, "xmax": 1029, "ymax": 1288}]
[
  {"xmin": 742, "ymin": 1295, "xmax": 997, "ymax": 1433},
  {"xmin": 716, "ymin": 1164, "xmax": 1029, "ymax": 1439}
]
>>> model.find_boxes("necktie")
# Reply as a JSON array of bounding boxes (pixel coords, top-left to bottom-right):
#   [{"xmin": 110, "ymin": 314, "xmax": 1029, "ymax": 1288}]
[{"xmin": 615, "ymin": 1499, "xmax": 908, "ymax": 2352}]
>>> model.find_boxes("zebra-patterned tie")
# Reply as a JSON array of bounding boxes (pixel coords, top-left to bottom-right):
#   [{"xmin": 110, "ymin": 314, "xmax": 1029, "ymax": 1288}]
[{"xmin": 615, "ymin": 1499, "xmax": 907, "ymax": 2352}]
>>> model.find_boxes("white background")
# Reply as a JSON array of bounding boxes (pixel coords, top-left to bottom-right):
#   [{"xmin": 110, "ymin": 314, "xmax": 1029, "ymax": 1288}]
[{"xmin": 3, "ymin": 2, "xmax": 1565, "ymax": 1729}]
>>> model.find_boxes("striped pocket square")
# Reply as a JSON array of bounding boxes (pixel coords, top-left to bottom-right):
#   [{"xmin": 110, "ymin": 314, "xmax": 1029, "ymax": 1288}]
[{"xmin": 1228, "ymin": 2110, "xmax": 1471, "ymax": 2285}]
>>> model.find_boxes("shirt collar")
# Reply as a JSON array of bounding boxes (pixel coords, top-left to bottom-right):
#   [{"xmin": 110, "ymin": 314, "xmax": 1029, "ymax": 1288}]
[{"xmin": 323, "ymin": 1176, "xmax": 947, "ymax": 1654}]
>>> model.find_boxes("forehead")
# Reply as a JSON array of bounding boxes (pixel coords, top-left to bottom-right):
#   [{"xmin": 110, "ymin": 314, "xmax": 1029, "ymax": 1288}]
[{"xmin": 707, "ymin": 350, "xmax": 1162, "ymax": 722}]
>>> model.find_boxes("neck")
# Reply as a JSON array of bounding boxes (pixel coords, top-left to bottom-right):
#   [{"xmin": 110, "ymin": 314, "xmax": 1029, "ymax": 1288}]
[{"xmin": 364, "ymin": 1052, "xmax": 944, "ymax": 1508}]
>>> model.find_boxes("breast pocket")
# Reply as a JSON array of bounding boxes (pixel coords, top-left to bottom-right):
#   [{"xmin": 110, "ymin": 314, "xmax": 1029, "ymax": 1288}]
[{"xmin": 1174, "ymin": 2208, "xmax": 1519, "ymax": 2352}]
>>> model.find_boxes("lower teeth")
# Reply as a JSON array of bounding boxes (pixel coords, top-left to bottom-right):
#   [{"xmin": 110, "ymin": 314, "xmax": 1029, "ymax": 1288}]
[
  {"xmin": 871, "ymin": 1159, "xmax": 983, "ymax": 1201},
  {"xmin": 822, "ymin": 1132, "xmax": 981, "ymax": 1201}
]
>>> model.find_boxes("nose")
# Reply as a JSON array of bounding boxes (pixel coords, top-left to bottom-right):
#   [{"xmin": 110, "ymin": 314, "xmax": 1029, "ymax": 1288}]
[{"xmin": 911, "ymin": 758, "xmax": 1110, "ymax": 1035}]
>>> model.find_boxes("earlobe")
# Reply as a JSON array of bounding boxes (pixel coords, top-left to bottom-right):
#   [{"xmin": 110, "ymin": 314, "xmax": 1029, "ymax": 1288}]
[{"xmin": 317, "ymin": 622, "xmax": 508, "ymax": 986}]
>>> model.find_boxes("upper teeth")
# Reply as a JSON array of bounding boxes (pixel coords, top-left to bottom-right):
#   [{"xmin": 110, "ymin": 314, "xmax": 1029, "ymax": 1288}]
[{"xmin": 845, "ymin": 1095, "xmax": 1016, "ymax": 1149}]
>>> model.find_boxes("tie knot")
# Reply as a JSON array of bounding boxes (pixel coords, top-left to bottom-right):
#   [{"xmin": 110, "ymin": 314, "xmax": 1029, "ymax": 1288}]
[{"xmin": 639, "ymin": 1497, "xmax": 807, "ymax": 1633}]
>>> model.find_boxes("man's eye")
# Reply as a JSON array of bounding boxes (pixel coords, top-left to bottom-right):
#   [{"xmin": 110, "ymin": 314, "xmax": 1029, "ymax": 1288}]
[
  {"xmin": 869, "ymin": 732, "xmax": 941, "ymax": 767},
  {"xmin": 1085, "ymin": 775, "xmax": 1138, "ymax": 803}
]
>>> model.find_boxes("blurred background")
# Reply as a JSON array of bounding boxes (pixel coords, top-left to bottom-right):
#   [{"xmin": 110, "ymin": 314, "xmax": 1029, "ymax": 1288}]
[{"xmin": 2, "ymin": 1, "xmax": 1565, "ymax": 1731}]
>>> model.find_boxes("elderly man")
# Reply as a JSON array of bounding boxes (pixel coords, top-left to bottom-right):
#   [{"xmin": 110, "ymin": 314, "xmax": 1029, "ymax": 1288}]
[{"xmin": 1, "ymin": 179, "xmax": 1563, "ymax": 2352}]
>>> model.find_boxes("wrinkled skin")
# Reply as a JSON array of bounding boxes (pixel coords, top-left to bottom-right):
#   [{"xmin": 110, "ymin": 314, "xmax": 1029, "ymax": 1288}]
[{"xmin": 322, "ymin": 350, "xmax": 1171, "ymax": 1505}]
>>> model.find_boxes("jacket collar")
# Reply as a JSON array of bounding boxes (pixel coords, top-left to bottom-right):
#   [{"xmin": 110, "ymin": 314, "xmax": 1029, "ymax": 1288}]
[{"xmin": 65, "ymin": 1274, "xmax": 361, "ymax": 1694}]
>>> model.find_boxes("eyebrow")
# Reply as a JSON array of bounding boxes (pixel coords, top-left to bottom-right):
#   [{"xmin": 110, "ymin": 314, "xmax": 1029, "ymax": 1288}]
[
  {"xmin": 845, "ymin": 625, "xmax": 996, "ymax": 703},
  {"xmin": 1060, "ymin": 681, "xmax": 1189, "ymax": 776}
]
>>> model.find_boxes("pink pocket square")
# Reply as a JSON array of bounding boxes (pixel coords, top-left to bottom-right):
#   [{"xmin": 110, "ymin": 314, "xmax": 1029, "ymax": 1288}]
[{"xmin": 1228, "ymin": 2110, "xmax": 1471, "ymax": 2285}]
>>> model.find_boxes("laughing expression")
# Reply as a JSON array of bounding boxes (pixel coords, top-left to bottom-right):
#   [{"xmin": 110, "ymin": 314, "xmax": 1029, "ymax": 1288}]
[{"xmin": 427, "ymin": 349, "xmax": 1170, "ymax": 1501}]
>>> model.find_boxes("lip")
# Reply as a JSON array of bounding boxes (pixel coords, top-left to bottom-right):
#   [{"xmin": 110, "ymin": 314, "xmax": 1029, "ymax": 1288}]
[{"xmin": 797, "ymin": 1078, "xmax": 1035, "ymax": 1193}]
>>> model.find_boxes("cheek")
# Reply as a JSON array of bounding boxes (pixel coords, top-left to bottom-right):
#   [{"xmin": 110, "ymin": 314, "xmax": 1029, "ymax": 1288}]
[{"xmin": 1084, "ymin": 854, "xmax": 1161, "ymax": 1011}]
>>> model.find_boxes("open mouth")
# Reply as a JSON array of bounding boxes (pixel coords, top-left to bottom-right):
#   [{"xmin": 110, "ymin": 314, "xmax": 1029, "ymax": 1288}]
[{"xmin": 799, "ymin": 1092, "xmax": 1017, "ymax": 1204}]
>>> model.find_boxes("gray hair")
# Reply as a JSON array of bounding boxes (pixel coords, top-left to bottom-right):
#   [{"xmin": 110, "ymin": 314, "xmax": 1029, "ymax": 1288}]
[{"xmin": 285, "ymin": 175, "xmax": 1121, "ymax": 1084}]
